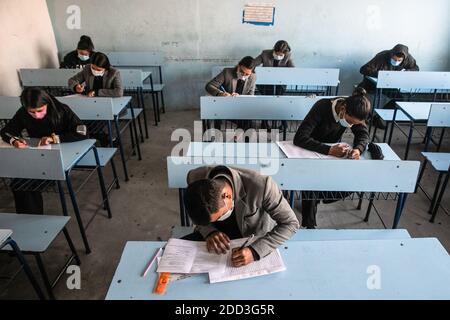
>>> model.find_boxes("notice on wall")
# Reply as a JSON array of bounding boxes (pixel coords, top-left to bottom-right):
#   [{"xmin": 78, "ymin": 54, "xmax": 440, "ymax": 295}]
[{"xmin": 243, "ymin": 3, "xmax": 275, "ymax": 26}]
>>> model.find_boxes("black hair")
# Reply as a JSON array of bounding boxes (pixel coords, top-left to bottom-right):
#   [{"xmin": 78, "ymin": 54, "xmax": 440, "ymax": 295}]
[
  {"xmin": 77, "ymin": 35, "xmax": 94, "ymax": 52},
  {"xmin": 20, "ymin": 87, "xmax": 63, "ymax": 127},
  {"xmin": 238, "ymin": 56, "xmax": 255, "ymax": 70},
  {"xmin": 185, "ymin": 179, "xmax": 226, "ymax": 226},
  {"xmin": 90, "ymin": 52, "xmax": 111, "ymax": 70},
  {"xmin": 344, "ymin": 87, "xmax": 371, "ymax": 120},
  {"xmin": 273, "ymin": 40, "xmax": 291, "ymax": 53},
  {"xmin": 393, "ymin": 52, "xmax": 405, "ymax": 59}
]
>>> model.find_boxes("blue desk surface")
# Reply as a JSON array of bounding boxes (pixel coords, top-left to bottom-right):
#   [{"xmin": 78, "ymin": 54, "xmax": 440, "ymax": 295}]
[
  {"xmin": 422, "ymin": 152, "xmax": 450, "ymax": 172},
  {"xmin": 0, "ymin": 213, "xmax": 70, "ymax": 253},
  {"xmin": 55, "ymin": 139, "xmax": 96, "ymax": 171},
  {"xmin": 396, "ymin": 102, "xmax": 432, "ymax": 121},
  {"xmin": 186, "ymin": 142, "xmax": 401, "ymax": 161},
  {"xmin": 0, "ymin": 229, "xmax": 12, "ymax": 247},
  {"xmin": 106, "ymin": 238, "xmax": 450, "ymax": 300}
]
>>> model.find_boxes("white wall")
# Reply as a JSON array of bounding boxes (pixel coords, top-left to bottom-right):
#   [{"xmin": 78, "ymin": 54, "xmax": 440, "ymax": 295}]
[
  {"xmin": 0, "ymin": 0, "xmax": 59, "ymax": 96},
  {"xmin": 46, "ymin": 0, "xmax": 450, "ymax": 110}
]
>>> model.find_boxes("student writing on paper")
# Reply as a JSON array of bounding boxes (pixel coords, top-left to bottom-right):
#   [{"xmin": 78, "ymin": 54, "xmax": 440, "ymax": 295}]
[
  {"xmin": 358, "ymin": 44, "xmax": 419, "ymax": 129},
  {"xmin": 0, "ymin": 88, "xmax": 88, "ymax": 214},
  {"xmin": 60, "ymin": 35, "xmax": 95, "ymax": 69},
  {"xmin": 183, "ymin": 165, "xmax": 299, "ymax": 267},
  {"xmin": 293, "ymin": 87, "xmax": 371, "ymax": 228},
  {"xmin": 68, "ymin": 52, "xmax": 124, "ymax": 97},
  {"xmin": 205, "ymin": 56, "xmax": 256, "ymax": 132}
]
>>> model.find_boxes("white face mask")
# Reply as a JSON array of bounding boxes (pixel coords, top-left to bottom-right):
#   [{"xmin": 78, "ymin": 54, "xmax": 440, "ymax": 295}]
[
  {"xmin": 339, "ymin": 117, "xmax": 353, "ymax": 128},
  {"xmin": 78, "ymin": 54, "xmax": 90, "ymax": 62},
  {"xmin": 273, "ymin": 53, "xmax": 285, "ymax": 61},
  {"xmin": 91, "ymin": 67, "xmax": 105, "ymax": 77},
  {"xmin": 217, "ymin": 200, "xmax": 234, "ymax": 221}
]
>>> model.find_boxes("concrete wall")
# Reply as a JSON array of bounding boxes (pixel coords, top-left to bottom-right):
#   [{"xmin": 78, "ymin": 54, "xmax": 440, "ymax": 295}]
[
  {"xmin": 46, "ymin": 0, "xmax": 450, "ymax": 110},
  {"xmin": 0, "ymin": 0, "xmax": 59, "ymax": 96}
]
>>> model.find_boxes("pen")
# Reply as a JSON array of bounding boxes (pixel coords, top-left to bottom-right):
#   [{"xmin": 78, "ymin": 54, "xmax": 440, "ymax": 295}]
[
  {"xmin": 238, "ymin": 234, "xmax": 254, "ymax": 251},
  {"xmin": 220, "ymin": 85, "xmax": 227, "ymax": 94},
  {"xmin": 4, "ymin": 133, "xmax": 27, "ymax": 144},
  {"xmin": 142, "ymin": 247, "xmax": 162, "ymax": 277}
]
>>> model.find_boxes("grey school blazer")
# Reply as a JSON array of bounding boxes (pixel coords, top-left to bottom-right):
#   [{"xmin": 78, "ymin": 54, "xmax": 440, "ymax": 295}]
[
  {"xmin": 254, "ymin": 49, "xmax": 295, "ymax": 67},
  {"xmin": 205, "ymin": 67, "xmax": 256, "ymax": 96},
  {"xmin": 187, "ymin": 166, "xmax": 299, "ymax": 259},
  {"xmin": 68, "ymin": 65, "xmax": 124, "ymax": 97}
]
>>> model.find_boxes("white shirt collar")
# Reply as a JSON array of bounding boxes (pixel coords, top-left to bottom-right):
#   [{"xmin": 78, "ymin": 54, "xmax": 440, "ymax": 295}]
[{"xmin": 331, "ymin": 98, "xmax": 345, "ymax": 122}]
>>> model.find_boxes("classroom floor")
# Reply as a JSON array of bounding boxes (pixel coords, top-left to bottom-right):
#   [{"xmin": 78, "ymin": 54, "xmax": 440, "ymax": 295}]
[{"xmin": 0, "ymin": 108, "xmax": 449, "ymax": 300}]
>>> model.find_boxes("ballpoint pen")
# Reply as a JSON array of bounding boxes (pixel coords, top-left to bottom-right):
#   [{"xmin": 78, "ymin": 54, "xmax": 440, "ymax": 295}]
[{"xmin": 238, "ymin": 234, "xmax": 255, "ymax": 251}]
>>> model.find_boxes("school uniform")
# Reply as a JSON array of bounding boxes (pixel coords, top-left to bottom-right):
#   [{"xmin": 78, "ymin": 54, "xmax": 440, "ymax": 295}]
[
  {"xmin": 293, "ymin": 98, "xmax": 369, "ymax": 228},
  {"xmin": 182, "ymin": 166, "xmax": 299, "ymax": 259},
  {"xmin": 60, "ymin": 50, "xmax": 94, "ymax": 69},
  {"xmin": 358, "ymin": 44, "xmax": 419, "ymax": 93},
  {"xmin": 0, "ymin": 96, "xmax": 87, "ymax": 214},
  {"xmin": 205, "ymin": 67, "xmax": 256, "ymax": 130},
  {"xmin": 68, "ymin": 65, "xmax": 124, "ymax": 97}
]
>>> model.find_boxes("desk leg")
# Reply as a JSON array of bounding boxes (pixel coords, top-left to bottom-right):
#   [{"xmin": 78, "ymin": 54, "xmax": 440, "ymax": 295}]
[
  {"xmin": 289, "ymin": 191, "xmax": 295, "ymax": 208},
  {"xmin": 63, "ymin": 227, "xmax": 81, "ymax": 266},
  {"xmin": 387, "ymin": 107, "xmax": 398, "ymax": 145},
  {"xmin": 404, "ymin": 121, "xmax": 414, "ymax": 160},
  {"xmin": 138, "ymin": 88, "xmax": 149, "ymax": 139},
  {"xmin": 65, "ymin": 172, "xmax": 91, "ymax": 254},
  {"xmin": 160, "ymin": 90, "xmax": 166, "ymax": 114},
  {"xmin": 179, "ymin": 188, "xmax": 185, "ymax": 226},
  {"xmin": 415, "ymin": 159, "xmax": 428, "ymax": 192},
  {"xmin": 429, "ymin": 172, "xmax": 444, "ymax": 215},
  {"xmin": 113, "ymin": 118, "xmax": 130, "ymax": 181},
  {"xmin": 3, "ymin": 239, "xmax": 46, "ymax": 300},
  {"xmin": 128, "ymin": 106, "xmax": 142, "ymax": 161},
  {"xmin": 430, "ymin": 171, "xmax": 449, "ymax": 223},
  {"xmin": 363, "ymin": 193, "xmax": 375, "ymax": 222},
  {"xmin": 93, "ymin": 147, "xmax": 113, "ymax": 219},
  {"xmin": 392, "ymin": 193, "xmax": 407, "ymax": 229},
  {"xmin": 35, "ymin": 254, "xmax": 55, "ymax": 300}
]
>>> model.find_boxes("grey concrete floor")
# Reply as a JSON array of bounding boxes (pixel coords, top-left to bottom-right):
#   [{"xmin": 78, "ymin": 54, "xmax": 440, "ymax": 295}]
[{"xmin": 0, "ymin": 109, "xmax": 449, "ymax": 300}]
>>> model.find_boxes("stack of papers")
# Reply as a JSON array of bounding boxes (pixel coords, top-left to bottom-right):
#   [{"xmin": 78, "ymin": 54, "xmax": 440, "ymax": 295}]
[
  {"xmin": 276, "ymin": 140, "xmax": 342, "ymax": 159},
  {"xmin": 156, "ymin": 238, "xmax": 286, "ymax": 283}
]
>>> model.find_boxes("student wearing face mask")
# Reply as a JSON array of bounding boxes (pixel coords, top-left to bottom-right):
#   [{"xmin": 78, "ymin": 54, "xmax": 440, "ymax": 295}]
[
  {"xmin": 254, "ymin": 40, "xmax": 294, "ymax": 131},
  {"xmin": 293, "ymin": 87, "xmax": 371, "ymax": 228},
  {"xmin": 60, "ymin": 35, "xmax": 95, "ymax": 69},
  {"xmin": 358, "ymin": 44, "xmax": 419, "ymax": 129},
  {"xmin": 183, "ymin": 166, "xmax": 299, "ymax": 267},
  {"xmin": 206, "ymin": 56, "xmax": 256, "ymax": 131},
  {"xmin": 68, "ymin": 52, "xmax": 124, "ymax": 97},
  {"xmin": 0, "ymin": 88, "xmax": 88, "ymax": 214}
]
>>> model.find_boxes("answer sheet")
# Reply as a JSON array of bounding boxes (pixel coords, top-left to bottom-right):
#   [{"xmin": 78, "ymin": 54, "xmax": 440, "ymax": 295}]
[
  {"xmin": 209, "ymin": 239, "xmax": 286, "ymax": 283},
  {"xmin": 276, "ymin": 140, "xmax": 341, "ymax": 159}
]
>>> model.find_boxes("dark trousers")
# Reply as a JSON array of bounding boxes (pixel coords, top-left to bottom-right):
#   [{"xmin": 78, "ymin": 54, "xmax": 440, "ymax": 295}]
[
  {"xmin": 13, "ymin": 190, "xmax": 44, "ymax": 214},
  {"xmin": 301, "ymin": 191, "xmax": 353, "ymax": 228}
]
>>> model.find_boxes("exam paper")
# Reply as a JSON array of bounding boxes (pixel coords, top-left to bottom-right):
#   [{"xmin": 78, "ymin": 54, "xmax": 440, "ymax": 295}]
[
  {"xmin": 277, "ymin": 141, "xmax": 341, "ymax": 159},
  {"xmin": 209, "ymin": 239, "xmax": 286, "ymax": 283},
  {"xmin": 156, "ymin": 239, "xmax": 226, "ymax": 274}
]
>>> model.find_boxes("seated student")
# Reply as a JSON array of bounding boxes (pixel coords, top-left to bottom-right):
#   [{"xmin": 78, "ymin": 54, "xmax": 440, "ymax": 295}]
[
  {"xmin": 254, "ymin": 40, "xmax": 295, "ymax": 95},
  {"xmin": 0, "ymin": 88, "xmax": 88, "ymax": 214},
  {"xmin": 293, "ymin": 87, "xmax": 371, "ymax": 228},
  {"xmin": 184, "ymin": 165, "xmax": 300, "ymax": 267},
  {"xmin": 60, "ymin": 35, "xmax": 95, "ymax": 69},
  {"xmin": 68, "ymin": 52, "xmax": 124, "ymax": 97},
  {"xmin": 206, "ymin": 56, "xmax": 256, "ymax": 132},
  {"xmin": 254, "ymin": 40, "xmax": 294, "ymax": 130},
  {"xmin": 358, "ymin": 44, "xmax": 419, "ymax": 129}
]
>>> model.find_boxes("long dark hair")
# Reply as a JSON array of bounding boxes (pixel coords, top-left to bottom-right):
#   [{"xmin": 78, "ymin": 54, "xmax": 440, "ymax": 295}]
[
  {"xmin": 91, "ymin": 52, "xmax": 111, "ymax": 70},
  {"xmin": 344, "ymin": 87, "xmax": 371, "ymax": 120},
  {"xmin": 20, "ymin": 88, "xmax": 63, "ymax": 128},
  {"xmin": 273, "ymin": 40, "xmax": 291, "ymax": 53},
  {"xmin": 77, "ymin": 35, "xmax": 95, "ymax": 52}
]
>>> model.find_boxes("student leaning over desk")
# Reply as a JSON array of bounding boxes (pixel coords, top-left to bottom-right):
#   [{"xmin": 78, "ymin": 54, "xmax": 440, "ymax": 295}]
[
  {"xmin": 68, "ymin": 52, "xmax": 124, "ymax": 98},
  {"xmin": 60, "ymin": 35, "xmax": 95, "ymax": 69},
  {"xmin": 293, "ymin": 87, "xmax": 371, "ymax": 229},
  {"xmin": 0, "ymin": 88, "xmax": 88, "ymax": 215},
  {"xmin": 183, "ymin": 165, "xmax": 300, "ymax": 267}
]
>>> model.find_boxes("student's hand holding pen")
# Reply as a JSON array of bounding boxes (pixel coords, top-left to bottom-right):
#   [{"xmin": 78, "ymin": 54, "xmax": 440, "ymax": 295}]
[
  {"xmin": 329, "ymin": 143, "xmax": 351, "ymax": 158},
  {"xmin": 13, "ymin": 139, "xmax": 28, "ymax": 149},
  {"xmin": 348, "ymin": 149, "xmax": 361, "ymax": 160},
  {"xmin": 231, "ymin": 234, "xmax": 255, "ymax": 267},
  {"xmin": 75, "ymin": 83, "xmax": 85, "ymax": 93},
  {"xmin": 218, "ymin": 91, "xmax": 231, "ymax": 97}
]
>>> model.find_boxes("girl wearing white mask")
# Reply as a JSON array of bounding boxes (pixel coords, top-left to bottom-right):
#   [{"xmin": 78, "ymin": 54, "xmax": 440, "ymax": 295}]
[
  {"xmin": 293, "ymin": 87, "xmax": 371, "ymax": 229},
  {"xmin": 60, "ymin": 35, "xmax": 95, "ymax": 69},
  {"xmin": 69, "ymin": 52, "xmax": 124, "ymax": 97}
]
